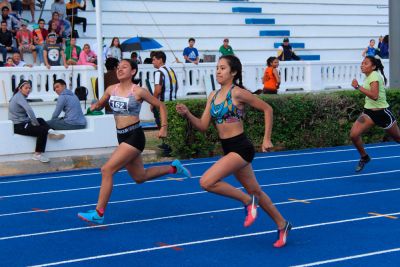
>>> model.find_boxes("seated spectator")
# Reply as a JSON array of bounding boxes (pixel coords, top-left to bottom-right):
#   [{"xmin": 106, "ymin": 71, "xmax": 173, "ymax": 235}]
[
  {"xmin": 48, "ymin": 20, "xmax": 63, "ymax": 44},
  {"xmin": 183, "ymin": 37, "xmax": 199, "ymax": 64},
  {"xmin": 16, "ymin": 20, "xmax": 37, "ymax": 64},
  {"xmin": 277, "ymin": 37, "xmax": 300, "ymax": 61},
  {"xmin": 21, "ymin": 0, "xmax": 35, "ymax": 23},
  {"xmin": 0, "ymin": 0, "xmax": 12, "ymax": 12},
  {"xmin": 219, "ymin": 38, "xmax": 234, "ymax": 56},
  {"xmin": 1, "ymin": 6, "xmax": 19, "ymax": 35},
  {"xmin": 77, "ymin": 43, "xmax": 96, "ymax": 66},
  {"xmin": 362, "ymin": 39, "xmax": 377, "ymax": 57},
  {"xmin": 66, "ymin": 0, "xmax": 86, "ymax": 36},
  {"xmin": 106, "ymin": 37, "xmax": 121, "ymax": 61},
  {"xmin": 8, "ymin": 79, "xmax": 65, "ymax": 163},
  {"xmin": 51, "ymin": 0, "xmax": 66, "ymax": 20},
  {"xmin": 130, "ymin": 51, "xmax": 142, "ymax": 64},
  {"xmin": 0, "ymin": 20, "xmax": 18, "ymax": 66},
  {"xmin": 263, "ymin": 56, "xmax": 280, "ymax": 94},
  {"xmin": 64, "ymin": 36, "xmax": 80, "ymax": 65},
  {"xmin": 12, "ymin": 51, "xmax": 32, "ymax": 66},
  {"xmin": 5, "ymin": 56, "xmax": 14, "ymax": 66},
  {"xmin": 33, "ymin": 18, "xmax": 47, "ymax": 65},
  {"xmin": 47, "ymin": 79, "xmax": 86, "ymax": 130},
  {"xmin": 43, "ymin": 32, "xmax": 68, "ymax": 68},
  {"xmin": 48, "ymin": 12, "xmax": 70, "ymax": 43}
]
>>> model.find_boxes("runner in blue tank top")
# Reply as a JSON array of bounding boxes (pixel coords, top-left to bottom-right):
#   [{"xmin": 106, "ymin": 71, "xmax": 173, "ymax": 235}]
[
  {"xmin": 78, "ymin": 59, "xmax": 191, "ymax": 224},
  {"xmin": 176, "ymin": 55, "xmax": 292, "ymax": 248}
]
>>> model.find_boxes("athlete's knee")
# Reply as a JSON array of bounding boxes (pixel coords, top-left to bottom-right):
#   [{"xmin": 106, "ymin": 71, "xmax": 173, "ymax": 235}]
[
  {"xmin": 350, "ymin": 131, "xmax": 360, "ymax": 141},
  {"xmin": 199, "ymin": 176, "xmax": 215, "ymax": 191},
  {"xmin": 247, "ymin": 187, "xmax": 263, "ymax": 199},
  {"xmin": 100, "ymin": 165, "xmax": 114, "ymax": 178}
]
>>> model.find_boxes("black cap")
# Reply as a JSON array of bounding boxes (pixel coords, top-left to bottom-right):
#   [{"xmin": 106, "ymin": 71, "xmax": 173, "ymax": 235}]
[{"xmin": 283, "ymin": 37, "xmax": 289, "ymax": 42}]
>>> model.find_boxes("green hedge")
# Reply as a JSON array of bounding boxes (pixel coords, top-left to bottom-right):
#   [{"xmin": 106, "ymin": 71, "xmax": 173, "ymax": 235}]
[{"xmin": 165, "ymin": 90, "xmax": 400, "ymax": 159}]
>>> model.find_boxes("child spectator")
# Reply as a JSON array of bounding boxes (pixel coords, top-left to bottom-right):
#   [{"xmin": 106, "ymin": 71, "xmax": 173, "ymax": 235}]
[
  {"xmin": 362, "ymin": 39, "xmax": 377, "ymax": 57},
  {"xmin": 106, "ymin": 37, "xmax": 122, "ymax": 61},
  {"xmin": 183, "ymin": 37, "xmax": 199, "ymax": 64},
  {"xmin": 64, "ymin": 36, "xmax": 80, "ymax": 65},
  {"xmin": 263, "ymin": 56, "xmax": 280, "ymax": 94},
  {"xmin": 43, "ymin": 32, "xmax": 67, "ymax": 68},
  {"xmin": 77, "ymin": 43, "xmax": 96, "ymax": 66},
  {"xmin": 5, "ymin": 56, "xmax": 14, "ymax": 66}
]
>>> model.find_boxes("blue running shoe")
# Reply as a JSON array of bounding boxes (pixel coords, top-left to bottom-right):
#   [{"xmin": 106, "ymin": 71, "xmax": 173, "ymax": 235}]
[
  {"xmin": 78, "ymin": 210, "xmax": 104, "ymax": 224},
  {"xmin": 172, "ymin": 159, "xmax": 191, "ymax": 178}
]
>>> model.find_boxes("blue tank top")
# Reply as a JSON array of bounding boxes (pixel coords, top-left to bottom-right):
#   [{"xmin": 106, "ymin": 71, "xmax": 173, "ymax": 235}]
[
  {"xmin": 109, "ymin": 84, "xmax": 142, "ymax": 116},
  {"xmin": 366, "ymin": 47, "xmax": 376, "ymax": 57},
  {"xmin": 210, "ymin": 85, "xmax": 243, "ymax": 124}
]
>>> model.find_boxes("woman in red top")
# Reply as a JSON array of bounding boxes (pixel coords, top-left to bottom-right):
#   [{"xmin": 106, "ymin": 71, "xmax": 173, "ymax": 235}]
[{"xmin": 263, "ymin": 57, "xmax": 280, "ymax": 94}]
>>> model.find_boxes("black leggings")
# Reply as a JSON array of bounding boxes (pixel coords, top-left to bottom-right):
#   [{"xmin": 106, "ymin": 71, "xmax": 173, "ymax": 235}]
[
  {"xmin": 14, "ymin": 118, "xmax": 50, "ymax": 153},
  {"xmin": 68, "ymin": 16, "xmax": 87, "ymax": 33}
]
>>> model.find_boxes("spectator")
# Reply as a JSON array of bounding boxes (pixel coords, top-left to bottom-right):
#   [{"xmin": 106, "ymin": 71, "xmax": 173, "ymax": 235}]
[
  {"xmin": 0, "ymin": 20, "xmax": 18, "ymax": 66},
  {"xmin": 64, "ymin": 36, "xmax": 80, "ymax": 65},
  {"xmin": 4, "ymin": 56, "xmax": 14, "ymax": 66},
  {"xmin": 16, "ymin": 20, "xmax": 37, "ymax": 64},
  {"xmin": 77, "ymin": 43, "xmax": 96, "ymax": 66},
  {"xmin": 95, "ymin": 57, "xmax": 119, "ymax": 113},
  {"xmin": 263, "ymin": 56, "xmax": 280, "ymax": 94},
  {"xmin": 130, "ymin": 51, "xmax": 142, "ymax": 64},
  {"xmin": 362, "ymin": 39, "xmax": 377, "ymax": 57},
  {"xmin": 379, "ymin": 35, "xmax": 389, "ymax": 59},
  {"xmin": 183, "ymin": 37, "xmax": 199, "ymax": 64},
  {"xmin": 43, "ymin": 32, "xmax": 67, "ymax": 69},
  {"xmin": 66, "ymin": 0, "xmax": 86, "ymax": 36},
  {"xmin": 51, "ymin": 0, "xmax": 66, "ymax": 20},
  {"xmin": 143, "ymin": 50, "xmax": 156, "ymax": 64},
  {"xmin": 48, "ymin": 12, "xmax": 70, "ymax": 43},
  {"xmin": 219, "ymin": 38, "xmax": 234, "ymax": 56},
  {"xmin": 8, "ymin": 80, "xmax": 65, "ymax": 163},
  {"xmin": 47, "ymin": 79, "xmax": 86, "ymax": 130},
  {"xmin": 377, "ymin": 35, "xmax": 383, "ymax": 51},
  {"xmin": 12, "ymin": 51, "xmax": 31, "ymax": 66},
  {"xmin": 106, "ymin": 37, "xmax": 121, "ymax": 61},
  {"xmin": 32, "ymin": 18, "xmax": 47, "ymax": 65},
  {"xmin": 47, "ymin": 20, "xmax": 63, "ymax": 44},
  {"xmin": 0, "ymin": 0, "xmax": 12, "ymax": 11},
  {"xmin": 151, "ymin": 50, "xmax": 178, "ymax": 156},
  {"xmin": 1, "ymin": 6, "xmax": 19, "ymax": 34},
  {"xmin": 277, "ymin": 37, "xmax": 300, "ymax": 61}
]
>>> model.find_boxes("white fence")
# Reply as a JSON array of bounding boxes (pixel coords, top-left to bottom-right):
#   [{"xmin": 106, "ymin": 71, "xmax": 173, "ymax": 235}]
[{"xmin": 0, "ymin": 60, "xmax": 390, "ymax": 104}]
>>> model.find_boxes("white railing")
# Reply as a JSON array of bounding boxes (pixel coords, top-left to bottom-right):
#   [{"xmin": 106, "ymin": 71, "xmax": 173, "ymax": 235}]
[{"xmin": 0, "ymin": 60, "xmax": 390, "ymax": 104}]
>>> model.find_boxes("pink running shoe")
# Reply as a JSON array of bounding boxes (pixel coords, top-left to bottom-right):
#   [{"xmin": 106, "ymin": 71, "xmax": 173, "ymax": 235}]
[
  {"xmin": 243, "ymin": 195, "xmax": 257, "ymax": 227},
  {"xmin": 273, "ymin": 221, "xmax": 292, "ymax": 248}
]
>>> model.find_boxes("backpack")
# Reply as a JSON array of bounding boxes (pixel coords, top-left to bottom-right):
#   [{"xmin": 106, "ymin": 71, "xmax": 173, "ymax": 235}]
[{"xmin": 75, "ymin": 86, "xmax": 88, "ymax": 107}]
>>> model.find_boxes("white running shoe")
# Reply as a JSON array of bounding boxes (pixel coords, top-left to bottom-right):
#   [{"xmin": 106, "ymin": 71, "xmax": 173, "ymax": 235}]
[
  {"xmin": 32, "ymin": 153, "xmax": 50, "ymax": 163},
  {"xmin": 48, "ymin": 129, "xmax": 65, "ymax": 140}
]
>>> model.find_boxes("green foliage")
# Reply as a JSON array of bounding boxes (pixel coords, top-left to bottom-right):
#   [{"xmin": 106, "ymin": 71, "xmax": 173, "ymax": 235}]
[{"xmin": 165, "ymin": 90, "xmax": 400, "ymax": 159}]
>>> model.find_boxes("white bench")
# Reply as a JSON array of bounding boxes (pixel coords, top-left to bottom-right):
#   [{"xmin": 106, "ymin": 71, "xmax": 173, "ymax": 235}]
[{"xmin": 0, "ymin": 115, "xmax": 118, "ymax": 158}]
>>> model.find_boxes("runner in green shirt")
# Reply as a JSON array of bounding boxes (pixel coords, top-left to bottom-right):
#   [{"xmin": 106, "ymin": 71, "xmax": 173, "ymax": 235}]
[{"xmin": 350, "ymin": 56, "xmax": 400, "ymax": 172}]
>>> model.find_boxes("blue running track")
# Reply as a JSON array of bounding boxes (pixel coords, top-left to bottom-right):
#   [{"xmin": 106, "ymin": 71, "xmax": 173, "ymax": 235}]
[{"xmin": 0, "ymin": 143, "xmax": 399, "ymax": 266}]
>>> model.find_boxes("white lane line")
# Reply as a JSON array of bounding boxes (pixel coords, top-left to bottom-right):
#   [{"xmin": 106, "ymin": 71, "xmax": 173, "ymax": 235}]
[
  {"xmin": 1, "ymin": 169, "xmax": 400, "ymax": 217},
  {"xmin": 28, "ymin": 211, "xmax": 400, "ymax": 267},
  {"xmin": 291, "ymin": 248, "xmax": 400, "ymax": 267},
  {"xmin": 2, "ymin": 143, "xmax": 398, "ymax": 184},
  {"xmin": 2, "ymin": 155, "xmax": 400, "ymax": 199},
  {"xmin": 2, "ymin": 187, "xmax": 400, "ymax": 241}
]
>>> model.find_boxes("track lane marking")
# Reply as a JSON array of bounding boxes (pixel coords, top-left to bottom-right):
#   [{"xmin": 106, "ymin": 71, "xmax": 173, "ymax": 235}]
[
  {"xmin": 28, "ymin": 211, "xmax": 400, "ymax": 267},
  {"xmin": 1, "ymin": 169, "xmax": 400, "ymax": 217},
  {"xmin": 368, "ymin": 212, "xmax": 398, "ymax": 219},
  {"xmin": 1, "ymin": 144, "xmax": 398, "ymax": 184},
  {"xmin": 2, "ymin": 156, "xmax": 400, "ymax": 199},
  {"xmin": 2, "ymin": 187, "xmax": 400, "ymax": 241}
]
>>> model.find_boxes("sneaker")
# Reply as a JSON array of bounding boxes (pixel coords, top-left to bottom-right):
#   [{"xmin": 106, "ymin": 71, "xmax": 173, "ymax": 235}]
[
  {"xmin": 171, "ymin": 159, "xmax": 191, "ymax": 178},
  {"xmin": 244, "ymin": 195, "xmax": 257, "ymax": 227},
  {"xmin": 78, "ymin": 210, "xmax": 104, "ymax": 224},
  {"xmin": 355, "ymin": 155, "xmax": 371, "ymax": 172},
  {"xmin": 273, "ymin": 221, "xmax": 292, "ymax": 248},
  {"xmin": 48, "ymin": 129, "xmax": 65, "ymax": 140},
  {"xmin": 32, "ymin": 153, "xmax": 50, "ymax": 163}
]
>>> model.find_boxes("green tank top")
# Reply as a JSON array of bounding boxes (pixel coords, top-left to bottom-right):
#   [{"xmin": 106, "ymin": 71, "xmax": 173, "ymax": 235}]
[{"xmin": 363, "ymin": 71, "xmax": 389, "ymax": 109}]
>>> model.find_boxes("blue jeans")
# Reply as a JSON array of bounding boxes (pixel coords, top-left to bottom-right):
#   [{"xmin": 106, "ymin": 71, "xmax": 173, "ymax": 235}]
[
  {"xmin": 0, "ymin": 46, "xmax": 19, "ymax": 64},
  {"xmin": 35, "ymin": 45, "xmax": 44, "ymax": 64},
  {"xmin": 47, "ymin": 118, "xmax": 86, "ymax": 130}
]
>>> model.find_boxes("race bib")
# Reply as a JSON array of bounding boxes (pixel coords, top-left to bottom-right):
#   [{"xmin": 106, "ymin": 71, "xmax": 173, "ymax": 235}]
[{"xmin": 109, "ymin": 95, "xmax": 129, "ymax": 112}]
